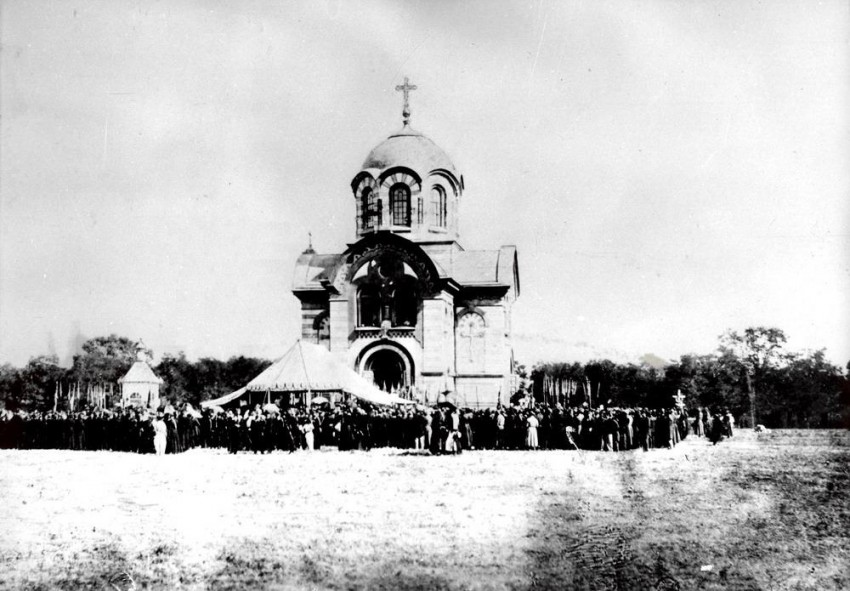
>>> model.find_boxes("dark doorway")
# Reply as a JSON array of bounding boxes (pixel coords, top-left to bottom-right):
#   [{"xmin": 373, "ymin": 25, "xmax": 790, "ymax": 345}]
[{"xmin": 365, "ymin": 349, "xmax": 407, "ymax": 392}]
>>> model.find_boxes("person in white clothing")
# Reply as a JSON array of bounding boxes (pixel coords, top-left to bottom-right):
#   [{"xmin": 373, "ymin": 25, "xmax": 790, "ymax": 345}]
[
  {"xmin": 300, "ymin": 418, "xmax": 314, "ymax": 451},
  {"xmin": 153, "ymin": 413, "xmax": 167, "ymax": 456},
  {"xmin": 526, "ymin": 412, "xmax": 539, "ymax": 450}
]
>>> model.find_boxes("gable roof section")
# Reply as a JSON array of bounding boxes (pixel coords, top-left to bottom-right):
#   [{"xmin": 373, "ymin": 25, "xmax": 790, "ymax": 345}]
[
  {"xmin": 497, "ymin": 245, "xmax": 519, "ymax": 297},
  {"xmin": 422, "ymin": 247, "xmax": 515, "ymax": 287},
  {"xmin": 452, "ymin": 250, "xmax": 501, "ymax": 284},
  {"xmin": 292, "ymin": 252, "xmax": 345, "ymax": 291},
  {"xmin": 118, "ymin": 361, "xmax": 163, "ymax": 384}
]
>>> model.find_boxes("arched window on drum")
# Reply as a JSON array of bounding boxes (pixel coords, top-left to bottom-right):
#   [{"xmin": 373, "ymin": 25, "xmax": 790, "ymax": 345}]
[
  {"xmin": 431, "ymin": 185, "xmax": 446, "ymax": 227},
  {"xmin": 389, "ymin": 183, "xmax": 411, "ymax": 227},
  {"xmin": 361, "ymin": 187, "xmax": 378, "ymax": 230},
  {"xmin": 457, "ymin": 312, "xmax": 485, "ymax": 371}
]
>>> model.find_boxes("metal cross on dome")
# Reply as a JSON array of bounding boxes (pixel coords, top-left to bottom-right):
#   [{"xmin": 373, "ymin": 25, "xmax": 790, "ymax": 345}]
[{"xmin": 395, "ymin": 76, "xmax": 417, "ymax": 126}]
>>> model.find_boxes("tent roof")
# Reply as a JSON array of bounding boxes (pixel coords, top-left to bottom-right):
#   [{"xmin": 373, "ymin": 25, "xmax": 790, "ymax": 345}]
[
  {"xmin": 200, "ymin": 387, "xmax": 246, "ymax": 408},
  {"xmin": 239, "ymin": 340, "xmax": 405, "ymax": 406},
  {"xmin": 118, "ymin": 360, "xmax": 163, "ymax": 384}
]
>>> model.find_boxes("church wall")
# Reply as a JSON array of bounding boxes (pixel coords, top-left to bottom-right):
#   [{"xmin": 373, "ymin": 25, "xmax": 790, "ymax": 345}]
[
  {"xmin": 479, "ymin": 304, "xmax": 508, "ymax": 375},
  {"xmin": 457, "ymin": 295, "xmax": 504, "ymax": 307},
  {"xmin": 329, "ymin": 296, "xmax": 349, "ymax": 354},
  {"xmin": 454, "ymin": 302, "xmax": 510, "ymax": 376},
  {"xmin": 417, "ymin": 375, "xmax": 449, "ymax": 402},
  {"xmin": 454, "ymin": 377, "xmax": 506, "ymax": 409},
  {"xmin": 448, "ymin": 186, "xmax": 459, "ymax": 240},
  {"xmin": 356, "ymin": 171, "xmax": 462, "ymax": 243},
  {"xmin": 355, "ymin": 197, "xmax": 363, "ymax": 234},
  {"xmin": 421, "ymin": 292, "xmax": 454, "ymax": 374},
  {"xmin": 299, "ymin": 299, "xmax": 327, "ymax": 342}
]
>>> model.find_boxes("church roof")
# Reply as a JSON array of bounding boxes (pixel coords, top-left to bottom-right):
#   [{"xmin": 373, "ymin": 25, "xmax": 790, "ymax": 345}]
[
  {"xmin": 293, "ymin": 243, "xmax": 518, "ymax": 293},
  {"xmin": 362, "ymin": 125, "xmax": 458, "ymax": 177},
  {"xmin": 118, "ymin": 360, "xmax": 163, "ymax": 385},
  {"xmin": 453, "ymin": 250, "xmax": 502, "ymax": 283},
  {"xmin": 423, "ymin": 246, "xmax": 518, "ymax": 287},
  {"xmin": 292, "ymin": 252, "xmax": 345, "ymax": 291}
]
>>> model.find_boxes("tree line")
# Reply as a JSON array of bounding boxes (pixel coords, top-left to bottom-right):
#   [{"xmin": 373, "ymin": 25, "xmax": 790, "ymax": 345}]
[
  {"xmin": 0, "ymin": 335, "xmax": 271, "ymax": 411},
  {"xmin": 1, "ymin": 328, "xmax": 847, "ymax": 428},
  {"xmin": 530, "ymin": 327, "xmax": 849, "ymax": 428}
]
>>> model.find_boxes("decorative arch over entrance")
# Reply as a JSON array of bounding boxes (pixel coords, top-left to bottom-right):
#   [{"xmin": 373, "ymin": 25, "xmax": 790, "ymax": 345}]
[
  {"xmin": 342, "ymin": 231, "xmax": 441, "ymax": 297},
  {"xmin": 357, "ymin": 342, "xmax": 414, "ymax": 392}
]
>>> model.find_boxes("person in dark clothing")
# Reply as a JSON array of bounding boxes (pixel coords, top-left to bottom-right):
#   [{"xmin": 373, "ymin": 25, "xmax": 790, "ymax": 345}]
[
  {"xmin": 634, "ymin": 410, "xmax": 650, "ymax": 451},
  {"xmin": 165, "ymin": 414, "xmax": 179, "ymax": 454},
  {"xmin": 429, "ymin": 408, "xmax": 442, "ymax": 454},
  {"xmin": 602, "ymin": 413, "xmax": 619, "ymax": 452},
  {"xmin": 710, "ymin": 412, "xmax": 725, "ymax": 445},
  {"xmin": 654, "ymin": 411, "xmax": 668, "ymax": 450}
]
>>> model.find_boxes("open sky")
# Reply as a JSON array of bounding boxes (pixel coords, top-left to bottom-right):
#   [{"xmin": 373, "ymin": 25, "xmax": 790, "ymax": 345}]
[{"xmin": 1, "ymin": 0, "xmax": 848, "ymax": 368}]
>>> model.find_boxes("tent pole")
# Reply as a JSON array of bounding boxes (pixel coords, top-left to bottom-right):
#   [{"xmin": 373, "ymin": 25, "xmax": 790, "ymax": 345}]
[{"xmin": 297, "ymin": 341, "xmax": 313, "ymax": 405}]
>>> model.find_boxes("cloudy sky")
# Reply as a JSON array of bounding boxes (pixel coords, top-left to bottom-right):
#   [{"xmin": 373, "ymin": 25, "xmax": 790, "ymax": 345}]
[{"xmin": 2, "ymin": 0, "xmax": 848, "ymax": 368}]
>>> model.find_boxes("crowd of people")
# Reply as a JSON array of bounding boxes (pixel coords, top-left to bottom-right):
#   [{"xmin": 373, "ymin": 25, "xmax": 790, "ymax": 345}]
[{"xmin": 0, "ymin": 403, "xmax": 736, "ymax": 454}]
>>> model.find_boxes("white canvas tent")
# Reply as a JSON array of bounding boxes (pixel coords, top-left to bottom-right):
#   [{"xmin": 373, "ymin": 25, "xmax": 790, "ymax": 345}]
[
  {"xmin": 201, "ymin": 340, "xmax": 411, "ymax": 408},
  {"xmin": 200, "ymin": 387, "xmax": 246, "ymax": 408}
]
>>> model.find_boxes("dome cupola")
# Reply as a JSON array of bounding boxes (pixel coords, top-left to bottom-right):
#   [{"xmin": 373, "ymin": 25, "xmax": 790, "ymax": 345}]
[{"xmin": 351, "ymin": 78, "xmax": 463, "ymax": 243}]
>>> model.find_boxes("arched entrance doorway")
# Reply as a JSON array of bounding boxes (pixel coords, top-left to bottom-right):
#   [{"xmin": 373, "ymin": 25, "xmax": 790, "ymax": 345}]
[{"xmin": 359, "ymin": 344, "xmax": 413, "ymax": 392}]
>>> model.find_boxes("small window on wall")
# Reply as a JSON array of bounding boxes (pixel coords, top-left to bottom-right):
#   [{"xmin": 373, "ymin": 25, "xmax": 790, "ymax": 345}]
[
  {"xmin": 431, "ymin": 186, "xmax": 446, "ymax": 227},
  {"xmin": 361, "ymin": 188, "xmax": 377, "ymax": 230},
  {"xmin": 357, "ymin": 285, "xmax": 380, "ymax": 327},
  {"xmin": 390, "ymin": 184, "xmax": 411, "ymax": 226},
  {"xmin": 316, "ymin": 314, "xmax": 330, "ymax": 348},
  {"xmin": 393, "ymin": 283, "xmax": 418, "ymax": 327},
  {"xmin": 457, "ymin": 312, "xmax": 485, "ymax": 370}
]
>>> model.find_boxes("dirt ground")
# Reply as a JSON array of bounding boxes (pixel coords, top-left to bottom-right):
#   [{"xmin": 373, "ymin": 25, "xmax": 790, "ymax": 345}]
[{"xmin": 0, "ymin": 430, "xmax": 848, "ymax": 590}]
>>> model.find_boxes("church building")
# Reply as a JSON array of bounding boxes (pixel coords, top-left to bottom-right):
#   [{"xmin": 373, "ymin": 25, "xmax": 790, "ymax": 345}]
[{"xmin": 292, "ymin": 79, "xmax": 520, "ymax": 408}]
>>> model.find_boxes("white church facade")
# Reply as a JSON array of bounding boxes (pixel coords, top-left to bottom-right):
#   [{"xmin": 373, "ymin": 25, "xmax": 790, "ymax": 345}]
[{"xmin": 292, "ymin": 80, "xmax": 520, "ymax": 408}]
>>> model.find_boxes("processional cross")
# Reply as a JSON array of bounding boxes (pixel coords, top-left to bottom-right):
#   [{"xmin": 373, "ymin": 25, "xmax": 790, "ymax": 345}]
[{"xmin": 395, "ymin": 76, "xmax": 417, "ymax": 125}]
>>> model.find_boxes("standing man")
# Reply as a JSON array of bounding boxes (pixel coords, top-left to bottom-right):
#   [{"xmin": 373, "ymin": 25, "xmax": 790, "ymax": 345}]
[
  {"xmin": 448, "ymin": 406, "xmax": 461, "ymax": 454},
  {"xmin": 226, "ymin": 411, "xmax": 241, "ymax": 454},
  {"xmin": 429, "ymin": 407, "xmax": 442, "ymax": 454},
  {"xmin": 724, "ymin": 410, "xmax": 735, "ymax": 437},
  {"xmin": 495, "ymin": 409, "xmax": 506, "ymax": 450}
]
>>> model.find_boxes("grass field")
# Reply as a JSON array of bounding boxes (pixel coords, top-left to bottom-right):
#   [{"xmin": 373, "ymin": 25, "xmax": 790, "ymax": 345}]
[{"xmin": 1, "ymin": 430, "xmax": 848, "ymax": 590}]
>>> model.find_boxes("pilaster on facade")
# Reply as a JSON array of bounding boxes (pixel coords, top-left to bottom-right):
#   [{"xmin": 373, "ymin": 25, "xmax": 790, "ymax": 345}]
[{"xmin": 328, "ymin": 297, "xmax": 349, "ymax": 354}]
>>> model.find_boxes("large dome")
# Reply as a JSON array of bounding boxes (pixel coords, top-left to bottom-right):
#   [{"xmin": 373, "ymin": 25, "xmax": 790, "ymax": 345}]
[{"xmin": 361, "ymin": 126, "xmax": 457, "ymax": 175}]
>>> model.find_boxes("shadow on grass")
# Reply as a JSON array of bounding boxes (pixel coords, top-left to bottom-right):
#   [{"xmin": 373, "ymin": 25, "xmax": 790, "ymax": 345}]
[
  {"xmin": 525, "ymin": 432, "xmax": 850, "ymax": 591},
  {"xmin": 358, "ymin": 569, "xmax": 452, "ymax": 591},
  {"xmin": 394, "ymin": 450, "xmax": 437, "ymax": 457},
  {"xmin": 206, "ymin": 538, "xmax": 454, "ymax": 591},
  {"xmin": 207, "ymin": 540, "xmax": 292, "ymax": 590},
  {"xmin": 30, "ymin": 542, "xmax": 134, "ymax": 591},
  {"xmin": 522, "ymin": 453, "xmax": 658, "ymax": 590},
  {"xmin": 720, "ymin": 442, "xmax": 850, "ymax": 589},
  {"xmin": 523, "ymin": 449, "xmax": 763, "ymax": 591}
]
